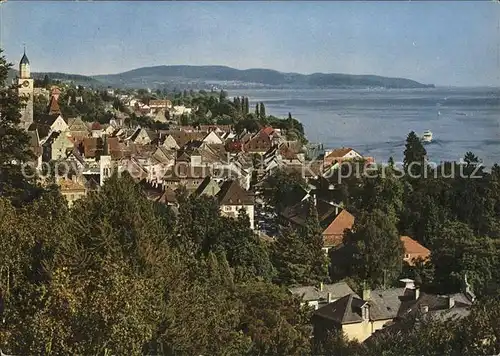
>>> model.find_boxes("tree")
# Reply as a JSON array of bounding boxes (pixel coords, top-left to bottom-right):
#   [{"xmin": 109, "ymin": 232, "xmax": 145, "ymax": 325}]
[
  {"xmin": 300, "ymin": 199, "xmax": 329, "ymax": 284},
  {"xmin": 403, "ymin": 131, "xmax": 427, "ymax": 179},
  {"xmin": 343, "ymin": 209, "xmax": 403, "ymax": 287},
  {"xmin": 272, "ymin": 224, "xmax": 311, "ymax": 286},
  {"xmin": 262, "ymin": 169, "xmax": 307, "ymax": 212},
  {"xmin": 259, "ymin": 102, "xmax": 266, "ymax": 119},
  {"xmin": 42, "ymin": 74, "xmax": 51, "ymax": 88},
  {"xmin": 0, "ymin": 49, "xmax": 38, "ymax": 204},
  {"xmin": 244, "ymin": 97, "xmax": 249, "ymax": 115},
  {"xmin": 236, "ymin": 282, "xmax": 312, "ymax": 356},
  {"xmin": 255, "ymin": 103, "xmax": 259, "ymax": 117}
]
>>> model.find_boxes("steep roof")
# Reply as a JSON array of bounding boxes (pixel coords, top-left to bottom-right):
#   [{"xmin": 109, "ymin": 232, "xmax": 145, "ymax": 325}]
[
  {"xmin": 20, "ymin": 52, "xmax": 30, "ymax": 65},
  {"xmin": 322, "ymin": 210, "xmax": 355, "ymax": 247},
  {"xmin": 217, "ymin": 180, "xmax": 253, "ymax": 205},
  {"xmin": 194, "ymin": 176, "xmax": 221, "ymax": 197},
  {"xmin": 36, "ymin": 113, "xmax": 61, "ymax": 127},
  {"xmin": 314, "ymin": 294, "xmax": 366, "ymax": 325},
  {"xmin": 48, "ymin": 96, "xmax": 61, "ymax": 115},
  {"xmin": 401, "ymin": 236, "xmax": 431, "ymax": 258}
]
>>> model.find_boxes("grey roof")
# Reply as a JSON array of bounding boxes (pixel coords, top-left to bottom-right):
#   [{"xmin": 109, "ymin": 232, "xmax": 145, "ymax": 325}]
[
  {"xmin": 289, "ymin": 282, "xmax": 357, "ymax": 302},
  {"xmin": 314, "ymin": 294, "xmax": 367, "ymax": 325},
  {"xmin": 217, "ymin": 180, "xmax": 253, "ymax": 205},
  {"xmin": 398, "ymin": 292, "xmax": 473, "ymax": 319},
  {"xmin": 368, "ymin": 287, "xmax": 408, "ymax": 320}
]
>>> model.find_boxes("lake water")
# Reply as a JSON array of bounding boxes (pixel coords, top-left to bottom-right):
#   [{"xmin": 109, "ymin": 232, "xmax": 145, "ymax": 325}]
[{"xmin": 230, "ymin": 88, "xmax": 500, "ymax": 166}]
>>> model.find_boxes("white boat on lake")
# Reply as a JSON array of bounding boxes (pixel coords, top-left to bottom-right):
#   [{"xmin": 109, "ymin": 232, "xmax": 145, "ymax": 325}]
[{"xmin": 421, "ymin": 130, "xmax": 433, "ymax": 143}]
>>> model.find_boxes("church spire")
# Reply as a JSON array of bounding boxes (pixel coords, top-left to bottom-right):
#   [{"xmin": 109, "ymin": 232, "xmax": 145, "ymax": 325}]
[{"xmin": 19, "ymin": 47, "xmax": 31, "ymax": 79}]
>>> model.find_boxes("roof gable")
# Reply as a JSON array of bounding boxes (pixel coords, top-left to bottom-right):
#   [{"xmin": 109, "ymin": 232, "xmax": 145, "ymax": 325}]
[
  {"xmin": 194, "ymin": 176, "xmax": 221, "ymax": 197},
  {"xmin": 217, "ymin": 180, "xmax": 253, "ymax": 205}
]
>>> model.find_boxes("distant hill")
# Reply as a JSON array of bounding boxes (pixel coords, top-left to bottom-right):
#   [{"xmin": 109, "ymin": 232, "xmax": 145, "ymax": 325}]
[
  {"xmin": 7, "ymin": 69, "xmax": 101, "ymax": 86},
  {"xmin": 7, "ymin": 66, "xmax": 434, "ymax": 89},
  {"xmin": 93, "ymin": 65, "xmax": 434, "ymax": 89}
]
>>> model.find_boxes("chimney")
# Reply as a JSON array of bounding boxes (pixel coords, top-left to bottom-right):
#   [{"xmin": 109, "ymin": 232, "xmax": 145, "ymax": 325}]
[
  {"xmin": 362, "ymin": 287, "xmax": 371, "ymax": 301},
  {"xmin": 448, "ymin": 296, "xmax": 455, "ymax": 309},
  {"xmin": 400, "ymin": 278, "xmax": 416, "ymax": 290},
  {"xmin": 327, "ymin": 292, "xmax": 332, "ymax": 303}
]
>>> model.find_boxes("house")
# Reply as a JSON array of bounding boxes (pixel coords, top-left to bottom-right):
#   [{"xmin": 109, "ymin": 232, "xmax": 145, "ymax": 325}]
[
  {"xmin": 67, "ymin": 117, "xmax": 90, "ymax": 140},
  {"xmin": 401, "ymin": 236, "xmax": 431, "ymax": 266},
  {"xmin": 149, "ymin": 99, "xmax": 172, "ymax": 110},
  {"xmin": 139, "ymin": 179, "xmax": 178, "ymax": 207},
  {"xmin": 217, "ymin": 180, "xmax": 255, "ymax": 229},
  {"xmin": 149, "ymin": 146, "xmax": 176, "ymax": 182},
  {"xmin": 90, "ymin": 121, "xmax": 104, "ymax": 138},
  {"xmin": 170, "ymin": 105, "xmax": 192, "ymax": 116},
  {"xmin": 128, "ymin": 127, "xmax": 158, "ymax": 145},
  {"xmin": 153, "ymin": 109, "xmax": 168, "ymax": 123},
  {"xmin": 162, "ymin": 130, "xmax": 207, "ymax": 148},
  {"xmin": 323, "ymin": 147, "xmax": 363, "ymax": 167},
  {"xmin": 161, "ymin": 134, "xmax": 181, "ymax": 150},
  {"xmin": 312, "ymin": 278, "xmax": 474, "ymax": 343},
  {"xmin": 26, "ymin": 129, "xmax": 42, "ymax": 167},
  {"xmin": 243, "ymin": 127, "xmax": 275, "ymax": 154},
  {"xmin": 194, "ymin": 176, "xmax": 221, "ymax": 197},
  {"xmin": 162, "ymin": 163, "xmax": 212, "ymax": 192},
  {"xmin": 47, "ymin": 95, "xmax": 61, "ymax": 115},
  {"xmin": 42, "ymin": 131, "xmax": 74, "ymax": 162},
  {"xmin": 33, "ymin": 113, "xmax": 68, "ymax": 140},
  {"xmin": 202, "ymin": 131, "xmax": 223, "ymax": 145},
  {"xmin": 322, "ymin": 210, "xmax": 355, "ymax": 252},
  {"xmin": 280, "ymin": 199, "xmax": 354, "ymax": 252},
  {"xmin": 58, "ymin": 177, "xmax": 86, "ymax": 208},
  {"xmin": 289, "ymin": 281, "xmax": 357, "ymax": 310}
]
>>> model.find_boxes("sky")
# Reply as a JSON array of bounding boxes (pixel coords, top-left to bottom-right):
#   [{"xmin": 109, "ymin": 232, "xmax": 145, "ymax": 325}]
[{"xmin": 0, "ymin": 1, "xmax": 499, "ymax": 87}]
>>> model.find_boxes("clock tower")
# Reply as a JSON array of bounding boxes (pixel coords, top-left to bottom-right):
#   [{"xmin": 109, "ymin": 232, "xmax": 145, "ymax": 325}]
[{"xmin": 18, "ymin": 49, "xmax": 34, "ymax": 129}]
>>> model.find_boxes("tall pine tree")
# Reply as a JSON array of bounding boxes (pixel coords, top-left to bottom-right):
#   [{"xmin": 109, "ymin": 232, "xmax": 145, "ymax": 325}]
[
  {"xmin": 403, "ymin": 131, "xmax": 427, "ymax": 179},
  {"xmin": 272, "ymin": 224, "xmax": 311, "ymax": 286},
  {"xmin": 300, "ymin": 198, "xmax": 329, "ymax": 284},
  {"xmin": 259, "ymin": 102, "xmax": 266, "ymax": 119}
]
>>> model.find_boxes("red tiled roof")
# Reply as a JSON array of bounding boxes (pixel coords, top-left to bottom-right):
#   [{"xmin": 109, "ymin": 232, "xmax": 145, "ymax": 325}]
[
  {"xmin": 48, "ymin": 96, "xmax": 61, "ymax": 115},
  {"xmin": 325, "ymin": 147, "xmax": 356, "ymax": 159},
  {"xmin": 261, "ymin": 126, "xmax": 274, "ymax": 136},
  {"xmin": 91, "ymin": 121, "xmax": 102, "ymax": 130},
  {"xmin": 322, "ymin": 210, "xmax": 355, "ymax": 247},
  {"xmin": 401, "ymin": 236, "xmax": 431, "ymax": 265}
]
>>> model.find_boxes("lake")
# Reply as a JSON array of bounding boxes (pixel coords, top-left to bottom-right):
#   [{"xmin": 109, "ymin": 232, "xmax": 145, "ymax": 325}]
[{"xmin": 230, "ymin": 88, "xmax": 500, "ymax": 166}]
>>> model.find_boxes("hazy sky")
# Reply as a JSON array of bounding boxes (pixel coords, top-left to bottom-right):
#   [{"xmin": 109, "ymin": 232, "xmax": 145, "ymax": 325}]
[{"xmin": 1, "ymin": 1, "xmax": 499, "ymax": 87}]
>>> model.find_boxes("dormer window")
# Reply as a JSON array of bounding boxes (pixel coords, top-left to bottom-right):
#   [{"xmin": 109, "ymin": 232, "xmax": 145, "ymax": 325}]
[{"xmin": 362, "ymin": 305, "xmax": 369, "ymax": 320}]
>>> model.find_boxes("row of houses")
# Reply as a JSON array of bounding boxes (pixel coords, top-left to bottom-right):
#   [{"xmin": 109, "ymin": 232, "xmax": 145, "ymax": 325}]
[{"xmin": 290, "ymin": 276, "xmax": 475, "ymax": 343}]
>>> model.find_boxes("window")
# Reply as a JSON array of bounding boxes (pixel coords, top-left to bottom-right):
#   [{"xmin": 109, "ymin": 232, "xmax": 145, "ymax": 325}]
[{"xmin": 405, "ymin": 254, "xmax": 410, "ymax": 259}]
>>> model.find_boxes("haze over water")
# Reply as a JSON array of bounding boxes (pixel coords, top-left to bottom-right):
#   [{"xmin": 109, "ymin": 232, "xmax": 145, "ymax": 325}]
[{"xmin": 232, "ymin": 88, "xmax": 500, "ymax": 167}]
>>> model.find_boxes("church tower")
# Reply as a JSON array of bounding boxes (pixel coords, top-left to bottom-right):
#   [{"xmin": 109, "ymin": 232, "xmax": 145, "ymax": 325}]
[{"xmin": 17, "ymin": 49, "xmax": 34, "ymax": 129}]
